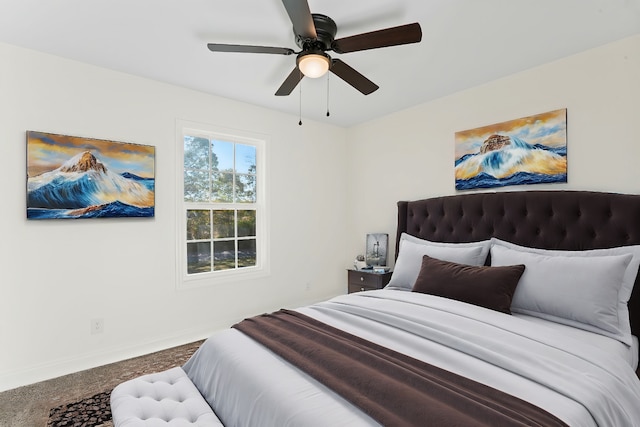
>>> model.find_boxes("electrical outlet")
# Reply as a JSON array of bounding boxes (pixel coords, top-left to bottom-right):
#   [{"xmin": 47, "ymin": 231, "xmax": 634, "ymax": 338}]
[
  {"xmin": 91, "ymin": 318, "xmax": 104, "ymax": 335},
  {"xmin": 305, "ymin": 282, "xmax": 311, "ymax": 291}
]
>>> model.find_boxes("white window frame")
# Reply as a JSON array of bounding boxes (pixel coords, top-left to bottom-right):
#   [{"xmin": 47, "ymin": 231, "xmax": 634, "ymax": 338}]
[{"xmin": 176, "ymin": 120, "xmax": 269, "ymax": 289}]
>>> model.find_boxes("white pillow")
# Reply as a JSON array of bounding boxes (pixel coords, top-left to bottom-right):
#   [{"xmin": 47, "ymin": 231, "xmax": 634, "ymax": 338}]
[
  {"xmin": 385, "ymin": 233, "xmax": 490, "ymax": 291},
  {"xmin": 490, "ymin": 243, "xmax": 633, "ymax": 345},
  {"xmin": 491, "ymin": 238, "xmax": 640, "ymax": 344}
]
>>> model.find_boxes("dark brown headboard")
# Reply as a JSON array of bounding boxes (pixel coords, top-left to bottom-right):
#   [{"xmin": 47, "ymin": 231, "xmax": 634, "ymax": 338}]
[{"xmin": 396, "ymin": 190, "xmax": 640, "ymax": 337}]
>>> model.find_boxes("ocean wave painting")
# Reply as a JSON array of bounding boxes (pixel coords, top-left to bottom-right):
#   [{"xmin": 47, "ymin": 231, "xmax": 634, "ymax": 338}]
[
  {"xmin": 26, "ymin": 131, "xmax": 155, "ymax": 219},
  {"xmin": 454, "ymin": 109, "xmax": 567, "ymax": 190}
]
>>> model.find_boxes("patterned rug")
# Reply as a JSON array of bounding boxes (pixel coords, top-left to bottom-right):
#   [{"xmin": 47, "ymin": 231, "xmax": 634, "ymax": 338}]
[{"xmin": 47, "ymin": 391, "xmax": 112, "ymax": 427}]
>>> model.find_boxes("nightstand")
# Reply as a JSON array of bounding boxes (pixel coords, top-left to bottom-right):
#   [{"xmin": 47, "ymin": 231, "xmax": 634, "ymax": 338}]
[{"xmin": 347, "ymin": 269, "xmax": 392, "ymax": 293}]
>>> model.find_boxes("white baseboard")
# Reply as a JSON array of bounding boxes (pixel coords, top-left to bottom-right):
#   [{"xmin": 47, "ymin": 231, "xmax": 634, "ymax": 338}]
[{"xmin": 0, "ymin": 325, "xmax": 218, "ymax": 393}]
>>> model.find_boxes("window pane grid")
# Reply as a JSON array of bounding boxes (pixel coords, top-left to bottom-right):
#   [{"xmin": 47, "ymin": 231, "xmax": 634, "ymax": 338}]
[
  {"xmin": 184, "ymin": 131, "xmax": 259, "ymax": 276},
  {"xmin": 186, "ymin": 210, "xmax": 252, "ymax": 274},
  {"xmin": 185, "ymin": 137, "xmax": 261, "ymax": 204}
]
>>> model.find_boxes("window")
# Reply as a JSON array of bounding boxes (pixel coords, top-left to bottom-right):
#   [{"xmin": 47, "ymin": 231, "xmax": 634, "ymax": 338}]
[{"xmin": 177, "ymin": 121, "xmax": 267, "ymax": 287}]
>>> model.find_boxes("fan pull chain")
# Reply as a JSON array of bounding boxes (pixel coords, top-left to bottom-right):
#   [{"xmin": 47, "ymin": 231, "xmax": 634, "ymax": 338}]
[
  {"xmin": 298, "ymin": 69, "xmax": 303, "ymax": 126},
  {"xmin": 326, "ymin": 73, "xmax": 330, "ymax": 117}
]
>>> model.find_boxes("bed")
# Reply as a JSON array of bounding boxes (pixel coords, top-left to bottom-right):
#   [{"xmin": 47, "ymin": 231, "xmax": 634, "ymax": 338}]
[{"xmin": 113, "ymin": 190, "xmax": 640, "ymax": 427}]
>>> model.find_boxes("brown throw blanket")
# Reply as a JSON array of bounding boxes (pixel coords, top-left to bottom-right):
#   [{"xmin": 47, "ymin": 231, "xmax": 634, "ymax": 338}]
[{"xmin": 233, "ymin": 309, "xmax": 568, "ymax": 427}]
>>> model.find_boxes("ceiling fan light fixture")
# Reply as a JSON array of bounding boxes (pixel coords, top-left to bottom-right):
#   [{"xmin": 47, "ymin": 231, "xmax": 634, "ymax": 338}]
[{"xmin": 297, "ymin": 53, "xmax": 330, "ymax": 78}]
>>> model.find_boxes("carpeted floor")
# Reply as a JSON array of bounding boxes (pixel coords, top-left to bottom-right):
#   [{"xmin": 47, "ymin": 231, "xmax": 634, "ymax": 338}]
[{"xmin": 0, "ymin": 340, "xmax": 203, "ymax": 427}]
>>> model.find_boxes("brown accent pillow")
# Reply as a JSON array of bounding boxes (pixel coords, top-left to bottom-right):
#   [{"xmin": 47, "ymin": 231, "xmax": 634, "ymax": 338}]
[{"xmin": 412, "ymin": 255, "xmax": 525, "ymax": 314}]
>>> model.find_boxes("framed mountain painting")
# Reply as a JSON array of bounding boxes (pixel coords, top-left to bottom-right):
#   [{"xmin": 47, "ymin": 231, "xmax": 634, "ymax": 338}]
[
  {"xmin": 26, "ymin": 131, "xmax": 155, "ymax": 219},
  {"xmin": 454, "ymin": 109, "xmax": 567, "ymax": 190}
]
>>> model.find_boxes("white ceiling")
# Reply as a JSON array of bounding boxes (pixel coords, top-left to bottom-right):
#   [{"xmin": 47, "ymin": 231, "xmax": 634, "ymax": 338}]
[{"xmin": 1, "ymin": 0, "xmax": 639, "ymax": 127}]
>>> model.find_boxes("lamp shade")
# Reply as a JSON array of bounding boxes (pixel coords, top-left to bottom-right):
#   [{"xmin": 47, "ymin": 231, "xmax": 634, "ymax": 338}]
[{"xmin": 297, "ymin": 53, "xmax": 330, "ymax": 78}]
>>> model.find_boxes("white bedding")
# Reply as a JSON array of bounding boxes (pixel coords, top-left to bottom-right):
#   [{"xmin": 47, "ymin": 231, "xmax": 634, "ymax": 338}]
[
  {"xmin": 183, "ymin": 290, "xmax": 640, "ymax": 427},
  {"xmin": 513, "ymin": 312, "xmax": 639, "ymax": 370}
]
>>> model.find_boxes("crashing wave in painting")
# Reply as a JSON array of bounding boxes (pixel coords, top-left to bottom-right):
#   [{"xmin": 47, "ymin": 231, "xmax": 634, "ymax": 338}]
[
  {"xmin": 27, "ymin": 132, "xmax": 155, "ymax": 219},
  {"xmin": 454, "ymin": 109, "xmax": 567, "ymax": 190},
  {"xmin": 455, "ymin": 136, "xmax": 567, "ymax": 190}
]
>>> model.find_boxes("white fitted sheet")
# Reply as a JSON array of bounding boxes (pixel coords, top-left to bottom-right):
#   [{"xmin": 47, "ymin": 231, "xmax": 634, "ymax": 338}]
[{"xmin": 513, "ymin": 313, "xmax": 639, "ymax": 370}]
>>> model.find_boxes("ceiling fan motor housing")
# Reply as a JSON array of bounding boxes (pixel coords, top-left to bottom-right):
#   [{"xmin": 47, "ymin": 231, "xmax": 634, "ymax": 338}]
[{"xmin": 295, "ymin": 14, "xmax": 337, "ymax": 51}]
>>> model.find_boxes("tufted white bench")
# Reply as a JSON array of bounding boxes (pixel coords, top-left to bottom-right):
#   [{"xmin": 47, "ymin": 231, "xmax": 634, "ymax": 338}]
[{"xmin": 110, "ymin": 366, "xmax": 223, "ymax": 426}]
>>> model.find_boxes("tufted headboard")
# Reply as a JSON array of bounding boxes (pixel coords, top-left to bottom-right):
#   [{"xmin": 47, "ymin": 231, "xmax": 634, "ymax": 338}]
[{"xmin": 396, "ymin": 190, "xmax": 640, "ymax": 338}]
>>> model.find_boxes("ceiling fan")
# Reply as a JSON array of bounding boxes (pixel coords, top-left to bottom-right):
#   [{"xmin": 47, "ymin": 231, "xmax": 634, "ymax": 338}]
[{"xmin": 207, "ymin": 0, "xmax": 422, "ymax": 96}]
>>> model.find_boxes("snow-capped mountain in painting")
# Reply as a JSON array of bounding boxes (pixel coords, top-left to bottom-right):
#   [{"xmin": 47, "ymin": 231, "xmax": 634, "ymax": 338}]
[{"xmin": 27, "ymin": 151, "xmax": 155, "ymax": 219}]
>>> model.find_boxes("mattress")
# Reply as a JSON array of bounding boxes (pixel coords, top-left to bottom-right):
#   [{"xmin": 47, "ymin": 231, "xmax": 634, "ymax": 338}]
[{"xmin": 183, "ymin": 290, "xmax": 640, "ymax": 427}]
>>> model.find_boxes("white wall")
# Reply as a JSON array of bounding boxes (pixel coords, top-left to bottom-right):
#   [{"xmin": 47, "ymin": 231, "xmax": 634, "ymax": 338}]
[
  {"xmin": 0, "ymin": 42, "xmax": 349, "ymax": 391},
  {"xmin": 345, "ymin": 35, "xmax": 640, "ymax": 262}
]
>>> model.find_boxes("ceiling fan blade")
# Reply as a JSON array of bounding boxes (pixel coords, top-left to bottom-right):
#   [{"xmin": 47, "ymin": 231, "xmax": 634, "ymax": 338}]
[
  {"xmin": 207, "ymin": 43, "xmax": 295, "ymax": 55},
  {"xmin": 330, "ymin": 59, "xmax": 378, "ymax": 95},
  {"xmin": 275, "ymin": 67, "xmax": 304, "ymax": 96},
  {"xmin": 281, "ymin": 0, "xmax": 317, "ymax": 39},
  {"xmin": 332, "ymin": 22, "xmax": 422, "ymax": 54}
]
